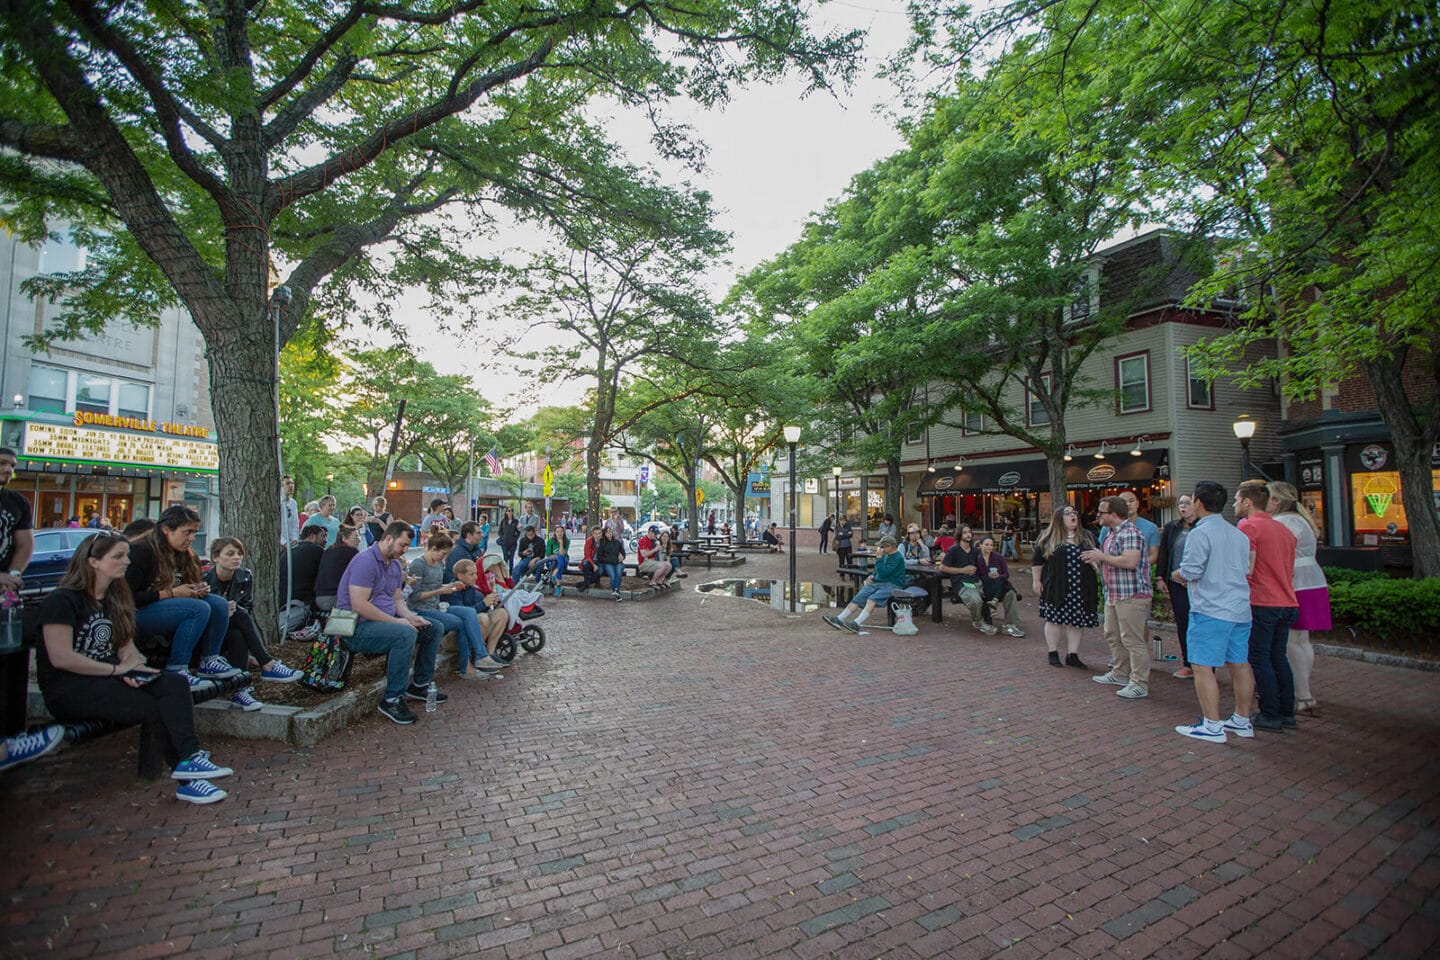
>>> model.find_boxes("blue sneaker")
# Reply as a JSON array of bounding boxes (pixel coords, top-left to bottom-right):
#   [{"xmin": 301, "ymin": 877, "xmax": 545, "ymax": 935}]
[
  {"xmin": 176, "ymin": 779, "xmax": 228, "ymax": 804},
  {"xmin": 260, "ymin": 661, "xmax": 301, "ymax": 683},
  {"xmin": 1, "ymin": 724, "xmax": 65, "ymax": 773},
  {"xmin": 196, "ymin": 656, "xmax": 244, "ymax": 680},
  {"xmin": 229, "ymin": 688, "xmax": 263, "ymax": 712},
  {"xmin": 172, "ymin": 750, "xmax": 234, "ymax": 781},
  {"xmin": 168, "ymin": 668, "xmax": 215, "ymax": 692}
]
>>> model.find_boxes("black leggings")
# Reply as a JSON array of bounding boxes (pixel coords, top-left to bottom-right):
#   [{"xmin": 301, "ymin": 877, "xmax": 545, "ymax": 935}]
[
  {"xmin": 1168, "ymin": 581, "xmax": 1191, "ymax": 666},
  {"xmin": 42, "ymin": 670, "xmax": 200, "ymax": 766},
  {"xmin": 222, "ymin": 607, "xmax": 272, "ymax": 671},
  {"xmin": 836, "ymin": 545, "xmax": 853, "ymax": 566}
]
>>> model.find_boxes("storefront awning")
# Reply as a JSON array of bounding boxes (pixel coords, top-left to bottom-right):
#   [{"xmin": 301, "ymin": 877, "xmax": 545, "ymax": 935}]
[
  {"xmin": 916, "ymin": 459, "xmax": 1050, "ymax": 496},
  {"xmin": 917, "ymin": 449, "xmax": 1168, "ymax": 496},
  {"xmin": 1065, "ymin": 449, "xmax": 1168, "ymax": 489}
]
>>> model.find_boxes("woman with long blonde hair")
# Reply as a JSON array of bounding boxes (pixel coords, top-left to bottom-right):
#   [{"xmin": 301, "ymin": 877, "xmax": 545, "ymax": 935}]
[
  {"xmin": 1268, "ymin": 482, "xmax": 1330, "ymax": 714},
  {"xmin": 1030, "ymin": 505, "xmax": 1099, "ymax": 669}
]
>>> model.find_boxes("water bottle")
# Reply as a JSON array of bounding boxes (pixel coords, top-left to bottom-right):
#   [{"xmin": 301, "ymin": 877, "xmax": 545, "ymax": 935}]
[
  {"xmin": 425, "ymin": 680, "xmax": 438, "ymax": 713},
  {"xmin": 1152, "ymin": 635, "xmax": 1163, "ymax": 660}
]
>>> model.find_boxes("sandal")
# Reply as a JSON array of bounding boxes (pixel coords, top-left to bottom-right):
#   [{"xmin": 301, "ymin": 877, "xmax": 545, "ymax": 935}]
[{"xmin": 1296, "ymin": 698, "xmax": 1320, "ymax": 716}]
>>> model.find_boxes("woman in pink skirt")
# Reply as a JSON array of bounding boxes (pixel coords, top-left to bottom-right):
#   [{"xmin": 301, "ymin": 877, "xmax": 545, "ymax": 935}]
[{"xmin": 1269, "ymin": 482, "xmax": 1329, "ymax": 715}]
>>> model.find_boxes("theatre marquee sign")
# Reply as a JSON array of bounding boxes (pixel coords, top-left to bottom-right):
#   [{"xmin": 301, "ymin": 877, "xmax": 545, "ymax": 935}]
[{"xmin": 22, "ymin": 421, "xmax": 219, "ymax": 472}]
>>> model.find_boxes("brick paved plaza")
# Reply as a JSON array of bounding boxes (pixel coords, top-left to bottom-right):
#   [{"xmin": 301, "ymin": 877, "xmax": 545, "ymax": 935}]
[{"xmin": 3, "ymin": 549, "xmax": 1438, "ymax": 959}]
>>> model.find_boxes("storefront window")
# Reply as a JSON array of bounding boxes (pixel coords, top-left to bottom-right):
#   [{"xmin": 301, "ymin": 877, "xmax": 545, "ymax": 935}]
[
  {"xmin": 118, "ymin": 382, "xmax": 150, "ymax": 419},
  {"xmin": 28, "ymin": 364, "xmax": 68, "ymax": 415},
  {"xmin": 76, "ymin": 374, "xmax": 113, "ymax": 414},
  {"xmin": 1351, "ymin": 469, "xmax": 1440, "ymax": 547}
]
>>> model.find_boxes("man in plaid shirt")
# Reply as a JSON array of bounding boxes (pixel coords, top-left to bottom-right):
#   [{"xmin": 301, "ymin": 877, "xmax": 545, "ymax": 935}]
[{"xmin": 1082, "ymin": 495, "xmax": 1153, "ymax": 699}]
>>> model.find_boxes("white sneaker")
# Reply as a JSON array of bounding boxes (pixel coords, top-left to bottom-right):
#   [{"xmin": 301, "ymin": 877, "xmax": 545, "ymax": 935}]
[
  {"xmin": 974, "ymin": 621, "xmax": 998, "ymax": 636},
  {"xmin": 1222, "ymin": 715, "xmax": 1255, "ymax": 739},
  {"xmin": 1175, "ymin": 720, "xmax": 1226, "ymax": 743},
  {"xmin": 1116, "ymin": 684, "xmax": 1148, "ymax": 699},
  {"xmin": 1092, "ymin": 672, "xmax": 1127, "ymax": 686},
  {"xmin": 1002, "ymin": 625, "xmax": 1025, "ymax": 638}
]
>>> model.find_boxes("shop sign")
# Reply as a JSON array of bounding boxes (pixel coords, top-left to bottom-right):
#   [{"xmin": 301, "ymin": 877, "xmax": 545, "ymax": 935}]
[
  {"xmin": 1298, "ymin": 456, "xmax": 1324, "ymax": 490},
  {"xmin": 23, "ymin": 422, "xmax": 219, "ymax": 471},
  {"xmin": 72, "ymin": 410, "xmax": 210, "ymax": 438},
  {"xmin": 1086, "ymin": 463, "xmax": 1117, "ymax": 482},
  {"xmin": 931, "ymin": 474, "xmax": 955, "ymax": 491},
  {"xmin": 803, "ymin": 478, "xmax": 818, "ymax": 494},
  {"xmin": 1358, "ymin": 444, "xmax": 1388, "ymax": 471},
  {"xmin": 997, "ymin": 470, "xmax": 1022, "ymax": 488}
]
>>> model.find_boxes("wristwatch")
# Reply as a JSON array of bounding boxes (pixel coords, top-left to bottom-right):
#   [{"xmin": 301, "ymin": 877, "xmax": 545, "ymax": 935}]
[{"xmin": 7, "ymin": 569, "xmax": 20, "ymax": 578}]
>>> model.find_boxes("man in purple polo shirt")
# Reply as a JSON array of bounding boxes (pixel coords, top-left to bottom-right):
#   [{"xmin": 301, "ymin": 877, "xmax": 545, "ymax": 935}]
[{"xmin": 337, "ymin": 521, "xmax": 446, "ymax": 725}]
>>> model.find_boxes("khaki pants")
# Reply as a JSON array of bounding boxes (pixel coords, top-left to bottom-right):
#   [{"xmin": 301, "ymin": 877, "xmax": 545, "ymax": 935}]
[{"xmin": 1104, "ymin": 596, "xmax": 1151, "ymax": 691}]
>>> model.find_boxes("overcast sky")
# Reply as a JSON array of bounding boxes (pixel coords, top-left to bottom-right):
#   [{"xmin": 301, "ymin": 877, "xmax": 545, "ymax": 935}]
[{"xmin": 391, "ymin": 0, "xmax": 916, "ymax": 416}]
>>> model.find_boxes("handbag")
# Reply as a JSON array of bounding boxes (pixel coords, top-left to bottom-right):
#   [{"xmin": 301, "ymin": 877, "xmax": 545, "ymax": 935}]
[{"xmin": 322, "ymin": 609, "xmax": 358, "ymax": 638}]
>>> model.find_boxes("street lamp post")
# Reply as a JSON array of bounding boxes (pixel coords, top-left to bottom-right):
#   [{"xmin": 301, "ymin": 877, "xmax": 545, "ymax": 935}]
[
  {"xmin": 784, "ymin": 425, "xmax": 802, "ymax": 612},
  {"xmin": 832, "ymin": 465, "xmax": 842, "ymax": 536},
  {"xmin": 1232, "ymin": 415, "xmax": 1270, "ymax": 481},
  {"xmin": 325, "ymin": 472, "xmax": 334, "ymax": 496}
]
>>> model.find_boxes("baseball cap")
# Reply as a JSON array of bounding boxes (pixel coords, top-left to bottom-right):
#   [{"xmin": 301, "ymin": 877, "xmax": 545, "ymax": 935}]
[{"xmin": 878, "ymin": 535, "xmax": 898, "ymax": 547}]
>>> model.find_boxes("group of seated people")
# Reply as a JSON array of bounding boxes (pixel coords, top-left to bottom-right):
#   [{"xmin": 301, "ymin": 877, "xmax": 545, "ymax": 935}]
[
  {"xmin": 571, "ymin": 523, "xmax": 689, "ymax": 600},
  {"xmin": 824, "ymin": 520, "xmax": 1025, "ymax": 637},
  {"xmin": 9, "ymin": 506, "xmax": 298, "ymax": 803}
]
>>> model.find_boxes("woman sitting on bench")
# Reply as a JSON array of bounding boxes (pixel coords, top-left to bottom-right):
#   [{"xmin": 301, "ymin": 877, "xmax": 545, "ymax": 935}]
[
  {"xmin": 39, "ymin": 531, "xmax": 235, "ymax": 804},
  {"xmin": 126, "ymin": 506, "xmax": 240, "ymax": 689},
  {"xmin": 204, "ymin": 536, "xmax": 302, "ymax": 711}
]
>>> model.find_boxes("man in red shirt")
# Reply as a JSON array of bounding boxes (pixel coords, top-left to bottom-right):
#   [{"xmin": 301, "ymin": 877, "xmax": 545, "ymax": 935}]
[{"xmin": 1235, "ymin": 480, "xmax": 1298, "ymax": 732}]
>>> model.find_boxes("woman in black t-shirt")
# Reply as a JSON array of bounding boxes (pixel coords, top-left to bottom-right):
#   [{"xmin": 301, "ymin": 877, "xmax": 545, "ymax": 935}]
[
  {"xmin": 314, "ymin": 523, "xmax": 362, "ymax": 609},
  {"xmin": 39, "ymin": 532, "xmax": 235, "ymax": 804}
]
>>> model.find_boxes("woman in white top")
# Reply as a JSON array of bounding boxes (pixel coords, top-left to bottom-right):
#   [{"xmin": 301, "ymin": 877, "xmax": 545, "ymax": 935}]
[{"xmin": 1268, "ymin": 482, "xmax": 1330, "ymax": 715}]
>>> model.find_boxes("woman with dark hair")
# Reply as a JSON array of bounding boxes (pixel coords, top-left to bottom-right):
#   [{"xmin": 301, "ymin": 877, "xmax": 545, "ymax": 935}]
[
  {"xmin": 314, "ymin": 523, "xmax": 362, "ymax": 611},
  {"xmin": 345, "ymin": 506, "xmax": 374, "ymax": 546},
  {"xmin": 125, "ymin": 505, "xmax": 239, "ymax": 689},
  {"xmin": 1030, "ymin": 506, "xmax": 1099, "ymax": 669},
  {"xmin": 39, "ymin": 532, "xmax": 234, "ymax": 803},
  {"xmin": 497, "ymin": 507, "xmax": 520, "ymax": 567},
  {"xmin": 205, "ymin": 537, "xmax": 302, "ymax": 711}
]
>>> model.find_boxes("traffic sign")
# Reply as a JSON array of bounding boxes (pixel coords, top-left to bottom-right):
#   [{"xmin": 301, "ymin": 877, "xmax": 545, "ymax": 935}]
[
  {"xmin": 542, "ymin": 463, "xmax": 554, "ymax": 497},
  {"xmin": 696, "ymin": 488, "xmax": 705, "ymax": 504}
]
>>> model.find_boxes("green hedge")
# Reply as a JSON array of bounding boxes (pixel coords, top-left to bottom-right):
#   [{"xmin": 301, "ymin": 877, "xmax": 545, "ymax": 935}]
[
  {"xmin": 1322, "ymin": 567, "xmax": 1389, "ymax": 586},
  {"xmin": 1328, "ymin": 576, "xmax": 1440, "ymax": 637}
]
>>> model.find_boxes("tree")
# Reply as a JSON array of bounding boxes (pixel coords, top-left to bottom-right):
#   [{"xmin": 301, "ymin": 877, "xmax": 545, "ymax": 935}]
[
  {"xmin": 507, "ymin": 197, "xmax": 724, "ymax": 526},
  {"xmin": 732, "ymin": 156, "xmax": 951, "ymax": 520},
  {"xmin": 942, "ymin": 0, "xmax": 1440, "ymax": 576},
  {"xmin": 278, "ymin": 322, "xmax": 344, "ymax": 498},
  {"xmin": 0, "ymin": 0, "xmax": 861, "ymax": 636},
  {"xmin": 335, "ymin": 346, "xmax": 488, "ymax": 497},
  {"xmin": 612, "ymin": 382, "xmax": 714, "ymax": 536}
]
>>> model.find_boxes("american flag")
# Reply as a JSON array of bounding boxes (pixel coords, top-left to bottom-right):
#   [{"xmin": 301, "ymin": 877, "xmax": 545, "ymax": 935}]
[{"xmin": 483, "ymin": 447, "xmax": 501, "ymax": 476}]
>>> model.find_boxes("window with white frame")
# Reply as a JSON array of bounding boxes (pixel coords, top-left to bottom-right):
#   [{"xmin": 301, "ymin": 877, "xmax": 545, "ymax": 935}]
[
  {"xmin": 1027, "ymin": 375, "xmax": 1052, "ymax": 427},
  {"xmin": 27, "ymin": 364, "xmax": 152, "ymax": 419},
  {"xmin": 1063, "ymin": 268, "xmax": 1100, "ymax": 325},
  {"xmin": 962, "ymin": 409, "xmax": 984, "ymax": 434},
  {"xmin": 1185, "ymin": 358, "xmax": 1213, "ymax": 409},
  {"xmin": 1115, "ymin": 352, "xmax": 1151, "ymax": 414}
]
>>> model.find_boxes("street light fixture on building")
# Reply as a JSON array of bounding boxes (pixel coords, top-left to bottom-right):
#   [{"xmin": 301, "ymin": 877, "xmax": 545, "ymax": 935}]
[
  {"xmin": 1130, "ymin": 437, "xmax": 1144, "ymax": 456},
  {"xmin": 1094, "ymin": 442, "xmax": 1107, "ymax": 460}
]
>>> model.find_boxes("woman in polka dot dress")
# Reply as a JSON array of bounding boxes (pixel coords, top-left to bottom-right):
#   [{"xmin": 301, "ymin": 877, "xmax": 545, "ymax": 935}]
[{"xmin": 1031, "ymin": 506, "xmax": 1099, "ymax": 669}]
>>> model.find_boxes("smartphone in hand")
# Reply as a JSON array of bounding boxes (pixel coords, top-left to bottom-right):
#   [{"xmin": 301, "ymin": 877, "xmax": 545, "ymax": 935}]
[{"xmin": 125, "ymin": 670, "xmax": 161, "ymax": 684}]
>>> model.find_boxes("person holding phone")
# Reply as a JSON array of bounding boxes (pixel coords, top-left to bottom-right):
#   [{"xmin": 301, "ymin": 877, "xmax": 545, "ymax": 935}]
[{"xmin": 38, "ymin": 532, "xmax": 234, "ymax": 803}]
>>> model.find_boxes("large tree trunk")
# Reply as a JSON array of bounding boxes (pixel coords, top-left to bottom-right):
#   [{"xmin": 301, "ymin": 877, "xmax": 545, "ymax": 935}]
[
  {"xmin": 885, "ymin": 457, "xmax": 902, "ymax": 523},
  {"xmin": 1365, "ymin": 356, "xmax": 1440, "ymax": 579},
  {"xmin": 207, "ymin": 320, "xmax": 283, "ymax": 646}
]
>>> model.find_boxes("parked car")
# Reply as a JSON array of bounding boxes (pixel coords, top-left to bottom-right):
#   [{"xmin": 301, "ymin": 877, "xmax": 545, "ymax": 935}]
[{"xmin": 20, "ymin": 528, "xmax": 92, "ymax": 594}]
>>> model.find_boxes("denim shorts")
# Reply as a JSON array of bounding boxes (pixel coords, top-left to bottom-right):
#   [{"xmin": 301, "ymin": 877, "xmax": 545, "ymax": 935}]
[{"xmin": 1187, "ymin": 611, "xmax": 1251, "ymax": 667}]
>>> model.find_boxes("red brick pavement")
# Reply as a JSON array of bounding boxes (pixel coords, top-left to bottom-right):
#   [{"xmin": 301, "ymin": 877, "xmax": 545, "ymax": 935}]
[{"xmin": 2, "ymin": 549, "xmax": 1438, "ymax": 959}]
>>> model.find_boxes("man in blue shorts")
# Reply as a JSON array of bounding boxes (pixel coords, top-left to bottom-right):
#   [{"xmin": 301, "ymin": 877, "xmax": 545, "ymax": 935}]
[{"xmin": 1170, "ymin": 480, "xmax": 1256, "ymax": 743}]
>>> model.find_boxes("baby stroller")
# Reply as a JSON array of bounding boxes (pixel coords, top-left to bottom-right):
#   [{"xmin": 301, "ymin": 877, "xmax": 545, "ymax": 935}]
[{"xmin": 493, "ymin": 597, "xmax": 547, "ymax": 662}]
